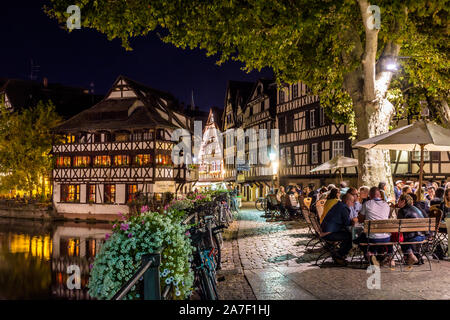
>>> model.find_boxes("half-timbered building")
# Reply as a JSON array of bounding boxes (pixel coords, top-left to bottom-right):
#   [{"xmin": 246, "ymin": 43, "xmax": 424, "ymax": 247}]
[
  {"xmin": 241, "ymin": 79, "xmax": 277, "ymax": 201},
  {"xmin": 222, "ymin": 80, "xmax": 254, "ymax": 190},
  {"xmin": 197, "ymin": 107, "xmax": 224, "ymax": 188},
  {"xmin": 277, "ymin": 82, "xmax": 358, "ymax": 188},
  {"xmin": 51, "ymin": 76, "xmax": 196, "ymax": 219},
  {"xmin": 390, "ymin": 118, "xmax": 450, "ymax": 183}
]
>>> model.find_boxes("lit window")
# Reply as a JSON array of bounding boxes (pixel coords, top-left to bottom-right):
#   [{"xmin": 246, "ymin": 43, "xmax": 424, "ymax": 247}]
[
  {"xmin": 156, "ymin": 154, "xmax": 172, "ymax": 165},
  {"xmin": 87, "ymin": 185, "xmax": 96, "ymax": 202},
  {"xmin": 311, "ymin": 143, "xmax": 319, "ymax": 164},
  {"xmin": 332, "ymin": 140, "xmax": 345, "ymax": 158},
  {"xmin": 65, "ymin": 134, "xmax": 76, "ymax": 144},
  {"xmin": 113, "ymin": 155, "xmax": 130, "ymax": 166},
  {"xmin": 134, "ymin": 154, "xmax": 151, "ymax": 166},
  {"xmin": 61, "ymin": 184, "xmax": 80, "ymax": 203},
  {"xmin": 104, "ymin": 184, "xmax": 116, "ymax": 203},
  {"xmin": 56, "ymin": 156, "xmax": 71, "ymax": 167},
  {"xmin": 127, "ymin": 184, "xmax": 138, "ymax": 202},
  {"xmin": 73, "ymin": 156, "xmax": 90, "ymax": 167},
  {"xmin": 94, "ymin": 155, "xmax": 111, "ymax": 166}
]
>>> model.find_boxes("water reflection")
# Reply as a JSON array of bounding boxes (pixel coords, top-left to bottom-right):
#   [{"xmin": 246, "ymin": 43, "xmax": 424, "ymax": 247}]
[{"xmin": 0, "ymin": 218, "xmax": 111, "ymax": 300}]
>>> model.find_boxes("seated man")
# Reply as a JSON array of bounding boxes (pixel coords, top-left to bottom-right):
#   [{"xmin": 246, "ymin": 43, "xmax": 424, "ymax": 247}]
[
  {"xmin": 397, "ymin": 194, "xmax": 428, "ymax": 265},
  {"xmin": 356, "ymin": 187, "xmax": 393, "ymax": 267},
  {"xmin": 320, "ymin": 193, "xmax": 353, "ymax": 265}
]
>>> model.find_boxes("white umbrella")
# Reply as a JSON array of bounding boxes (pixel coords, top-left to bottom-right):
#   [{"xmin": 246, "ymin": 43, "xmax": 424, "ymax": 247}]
[
  {"xmin": 354, "ymin": 120, "xmax": 450, "ymax": 199},
  {"xmin": 310, "ymin": 154, "xmax": 358, "ymax": 182}
]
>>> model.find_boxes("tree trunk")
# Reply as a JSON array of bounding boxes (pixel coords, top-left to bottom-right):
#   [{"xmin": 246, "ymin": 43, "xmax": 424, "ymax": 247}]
[{"xmin": 354, "ymin": 98, "xmax": 395, "ymax": 197}]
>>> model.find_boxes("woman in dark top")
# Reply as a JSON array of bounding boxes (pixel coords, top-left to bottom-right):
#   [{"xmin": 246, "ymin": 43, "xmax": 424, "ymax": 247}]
[
  {"xmin": 441, "ymin": 188, "xmax": 450, "ymax": 221},
  {"xmin": 397, "ymin": 194, "xmax": 427, "ymax": 265}
]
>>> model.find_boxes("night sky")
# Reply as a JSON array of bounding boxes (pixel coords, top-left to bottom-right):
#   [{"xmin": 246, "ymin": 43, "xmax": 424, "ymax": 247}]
[{"xmin": 2, "ymin": 0, "xmax": 273, "ymax": 111}]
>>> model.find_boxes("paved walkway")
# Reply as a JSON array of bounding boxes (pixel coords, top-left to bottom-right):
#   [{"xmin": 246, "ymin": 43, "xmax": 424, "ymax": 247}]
[{"xmin": 232, "ymin": 203, "xmax": 450, "ymax": 300}]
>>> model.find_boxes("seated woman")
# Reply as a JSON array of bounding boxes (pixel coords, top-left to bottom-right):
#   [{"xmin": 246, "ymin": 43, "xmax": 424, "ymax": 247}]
[
  {"xmin": 440, "ymin": 188, "xmax": 450, "ymax": 221},
  {"xmin": 397, "ymin": 194, "xmax": 427, "ymax": 265},
  {"xmin": 320, "ymin": 188, "xmax": 340, "ymax": 224}
]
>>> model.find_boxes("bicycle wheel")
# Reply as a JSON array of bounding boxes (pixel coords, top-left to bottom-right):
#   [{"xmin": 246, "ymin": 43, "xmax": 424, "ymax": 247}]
[
  {"xmin": 212, "ymin": 232, "xmax": 222, "ymax": 270},
  {"xmin": 200, "ymin": 268, "xmax": 218, "ymax": 300},
  {"xmin": 255, "ymin": 199, "xmax": 265, "ymax": 211}
]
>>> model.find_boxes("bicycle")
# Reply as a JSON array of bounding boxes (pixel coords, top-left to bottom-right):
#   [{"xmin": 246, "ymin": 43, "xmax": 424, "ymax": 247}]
[{"xmin": 255, "ymin": 197, "xmax": 267, "ymax": 211}]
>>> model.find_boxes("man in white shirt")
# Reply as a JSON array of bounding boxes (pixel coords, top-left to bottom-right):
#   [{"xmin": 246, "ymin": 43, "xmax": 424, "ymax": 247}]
[{"xmin": 357, "ymin": 187, "xmax": 393, "ymax": 266}]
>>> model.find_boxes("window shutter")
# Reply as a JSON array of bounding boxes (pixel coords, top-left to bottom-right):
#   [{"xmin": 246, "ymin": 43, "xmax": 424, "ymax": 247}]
[
  {"xmin": 305, "ymin": 110, "xmax": 310, "ymax": 130},
  {"xmin": 318, "ymin": 142, "xmax": 322, "ymax": 163},
  {"xmin": 315, "ymin": 108, "xmax": 320, "ymax": 128},
  {"xmin": 345, "ymin": 139, "xmax": 352, "ymax": 157}
]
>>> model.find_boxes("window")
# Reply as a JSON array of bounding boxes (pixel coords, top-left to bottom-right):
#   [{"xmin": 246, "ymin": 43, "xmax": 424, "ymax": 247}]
[
  {"xmin": 279, "ymin": 90, "xmax": 285, "ymax": 103},
  {"xmin": 127, "ymin": 184, "xmax": 138, "ymax": 202},
  {"xmin": 65, "ymin": 134, "xmax": 76, "ymax": 144},
  {"xmin": 311, "ymin": 143, "xmax": 319, "ymax": 164},
  {"xmin": 412, "ymin": 151, "xmax": 430, "ymax": 161},
  {"xmin": 60, "ymin": 184, "xmax": 80, "ymax": 203},
  {"xmin": 249, "ymin": 106, "xmax": 253, "ymax": 116},
  {"xmin": 94, "ymin": 155, "xmax": 111, "ymax": 167},
  {"xmin": 56, "ymin": 156, "xmax": 71, "ymax": 167},
  {"xmin": 260, "ymin": 101, "xmax": 265, "ymax": 111},
  {"xmin": 286, "ymin": 147, "xmax": 292, "ymax": 166},
  {"xmin": 113, "ymin": 155, "xmax": 130, "ymax": 166},
  {"xmin": 292, "ymin": 84, "xmax": 298, "ymax": 98},
  {"xmin": 132, "ymin": 132, "xmax": 142, "ymax": 141},
  {"xmin": 134, "ymin": 154, "xmax": 152, "ymax": 166},
  {"xmin": 104, "ymin": 184, "xmax": 116, "ymax": 203},
  {"xmin": 227, "ymin": 114, "xmax": 231, "ymax": 125},
  {"xmin": 87, "ymin": 184, "xmax": 96, "ymax": 203},
  {"xmin": 143, "ymin": 130, "xmax": 153, "ymax": 140},
  {"xmin": 319, "ymin": 107, "xmax": 325, "ymax": 126},
  {"xmin": 332, "ymin": 140, "xmax": 345, "ymax": 158},
  {"xmin": 115, "ymin": 133, "xmax": 129, "ymax": 142},
  {"xmin": 73, "ymin": 156, "xmax": 90, "ymax": 167},
  {"xmin": 156, "ymin": 154, "xmax": 172, "ymax": 165},
  {"xmin": 309, "ymin": 110, "xmax": 316, "ymax": 129}
]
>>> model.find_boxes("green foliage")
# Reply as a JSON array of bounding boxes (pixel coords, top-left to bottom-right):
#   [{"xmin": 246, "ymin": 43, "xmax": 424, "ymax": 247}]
[
  {"xmin": 44, "ymin": 1, "xmax": 449, "ymax": 129},
  {"xmin": 0, "ymin": 101, "xmax": 62, "ymax": 195},
  {"xmin": 88, "ymin": 210, "xmax": 194, "ymax": 300}
]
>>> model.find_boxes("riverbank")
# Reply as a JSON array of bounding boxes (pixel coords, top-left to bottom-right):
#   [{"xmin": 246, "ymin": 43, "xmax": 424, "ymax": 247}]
[{"xmin": 0, "ymin": 205, "xmax": 112, "ymax": 223}]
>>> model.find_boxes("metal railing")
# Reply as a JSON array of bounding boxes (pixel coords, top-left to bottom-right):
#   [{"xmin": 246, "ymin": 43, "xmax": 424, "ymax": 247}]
[
  {"xmin": 111, "ymin": 211, "xmax": 199, "ymax": 300},
  {"xmin": 112, "ymin": 252, "xmax": 161, "ymax": 300}
]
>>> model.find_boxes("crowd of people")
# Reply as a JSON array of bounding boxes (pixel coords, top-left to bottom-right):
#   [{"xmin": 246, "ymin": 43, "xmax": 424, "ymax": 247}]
[{"xmin": 270, "ymin": 179, "xmax": 450, "ymax": 267}]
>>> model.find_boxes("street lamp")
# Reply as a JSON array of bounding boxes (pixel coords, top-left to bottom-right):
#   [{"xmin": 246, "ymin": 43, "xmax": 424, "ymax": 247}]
[{"xmin": 269, "ymin": 151, "xmax": 278, "ymax": 192}]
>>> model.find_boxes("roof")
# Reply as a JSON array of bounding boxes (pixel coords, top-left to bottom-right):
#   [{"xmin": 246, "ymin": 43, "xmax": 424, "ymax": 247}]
[
  {"xmin": 0, "ymin": 78, "xmax": 102, "ymax": 119},
  {"xmin": 221, "ymin": 80, "xmax": 254, "ymax": 128},
  {"xmin": 207, "ymin": 107, "xmax": 224, "ymax": 131},
  {"xmin": 53, "ymin": 75, "xmax": 191, "ymax": 133}
]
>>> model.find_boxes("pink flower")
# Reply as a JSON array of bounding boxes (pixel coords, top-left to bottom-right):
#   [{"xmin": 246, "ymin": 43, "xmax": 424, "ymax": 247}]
[
  {"xmin": 120, "ymin": 223, "xmax": 129, "ymax": 231},
  {"xmin": 142, "ymin": 220, "xmax": 145, "ymax": 225},
  {"xmin": 164, "ymin": 204, "xmax": 169, "ymax": 210},
  {"xmin": 105, "ymin": 233, "xmax": 110, "ymax": 240},
  {"xmin": 89, "ymin": 264, "xmax": 94, "ymax": 270},
  {"xmin": 112, "ymin": 224, "xmax": 116, "ymax": 229},
  {"xmin": 128, "ymin": 233, "xmax": 133, "ymax": 238},
  {"xmin": 141, "ymin": 205, "xmax": 149, "ymax": 213}
]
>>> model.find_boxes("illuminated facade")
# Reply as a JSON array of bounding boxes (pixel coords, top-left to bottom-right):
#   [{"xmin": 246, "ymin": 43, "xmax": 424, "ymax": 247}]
[{"xmin": 51, "ymin": 76, "xmax": 197, "ymax": 218}]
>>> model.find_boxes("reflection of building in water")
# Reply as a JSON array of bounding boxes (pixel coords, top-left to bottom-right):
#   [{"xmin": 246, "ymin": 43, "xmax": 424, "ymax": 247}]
[
  {"xmin": 7, "ymin": 234, "xmax": 52, "ymax": 260},
  {"xmin": 51, "ymin": 223, "xmax": 109, "ymax": 300}
]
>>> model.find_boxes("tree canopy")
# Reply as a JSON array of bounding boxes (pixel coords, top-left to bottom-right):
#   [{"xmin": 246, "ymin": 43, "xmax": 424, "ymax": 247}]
[
  {"xmin": 45, "ymin": 0, "xmax": 448, "ymax": 128},
  {"xmin": 0, "ymin": 101, "xmax": 62, "ymax": 196}
]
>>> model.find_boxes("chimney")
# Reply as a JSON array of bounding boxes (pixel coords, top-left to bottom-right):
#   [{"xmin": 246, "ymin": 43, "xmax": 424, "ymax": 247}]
[{"xmin": 43, "ymin": 77, "xmax": 48, "ymax": 88}]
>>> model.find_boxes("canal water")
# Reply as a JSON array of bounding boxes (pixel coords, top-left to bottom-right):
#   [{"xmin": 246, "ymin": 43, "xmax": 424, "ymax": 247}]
[{"xmin": 0, "ymin": 217, "xmax": 111, "ymax": 300}]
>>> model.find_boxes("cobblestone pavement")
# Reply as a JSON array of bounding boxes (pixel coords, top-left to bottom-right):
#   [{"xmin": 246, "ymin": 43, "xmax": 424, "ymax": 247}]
[
  {"xmin": 235, "ymin": 202, "xmax": 450, "ymax": 300},
  {"xmin": 216, "ymin": 215, "xmax": 256, "ymax": 300}
]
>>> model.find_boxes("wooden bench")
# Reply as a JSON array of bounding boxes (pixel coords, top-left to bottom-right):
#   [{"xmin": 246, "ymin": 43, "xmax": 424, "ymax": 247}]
[{"xmin": 359, "ymin": 218, "xmax": 438, "ymax": 271}]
